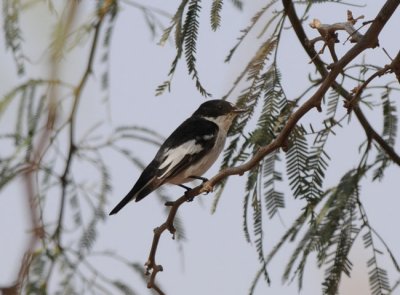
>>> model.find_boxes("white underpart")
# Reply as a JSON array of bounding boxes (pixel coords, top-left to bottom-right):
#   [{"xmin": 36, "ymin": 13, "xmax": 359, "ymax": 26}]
[{"xmin": 164, "ymin": 113, "xmax": 237, "ymax": 185}]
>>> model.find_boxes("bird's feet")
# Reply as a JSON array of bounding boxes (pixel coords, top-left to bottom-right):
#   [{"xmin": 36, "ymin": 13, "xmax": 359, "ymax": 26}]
[
  {"xmin": 189, "ymin": 175, "xmax": 209, "ymax": 183},
  {"xmin": 177, "ymin": 176, "xmax": 210, "ymax": 202},
  {"xmin": 190, "ymin": 175, "xmax": 212, "ymax": 194},
  {"xmin": 177, "ymin": 184, "xmax": 195, "ymax": 202},
  {"xmin": 178, "ymin": 184, "xmax": 192, "ymax": 191}
]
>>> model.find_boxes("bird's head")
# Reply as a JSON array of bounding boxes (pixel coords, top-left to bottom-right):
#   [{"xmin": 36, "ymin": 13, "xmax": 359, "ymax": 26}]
[{"xmin": 193, "ymin": 99, "xmax": 247, "ymax": 131}]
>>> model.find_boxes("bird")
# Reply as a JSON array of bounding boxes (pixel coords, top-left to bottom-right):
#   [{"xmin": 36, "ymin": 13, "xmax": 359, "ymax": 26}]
[{"xmin": 109, "ymin": 99, "xmax": 246, "ymax": 215}]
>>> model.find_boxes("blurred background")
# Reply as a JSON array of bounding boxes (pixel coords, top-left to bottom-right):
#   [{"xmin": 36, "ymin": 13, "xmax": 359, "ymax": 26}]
[{"xmin": 1, "ymin": 1, "xmax": 399, "ymax": 294}]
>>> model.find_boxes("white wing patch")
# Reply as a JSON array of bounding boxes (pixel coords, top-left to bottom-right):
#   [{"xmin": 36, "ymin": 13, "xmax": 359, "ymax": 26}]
[
  {"xmin": 157, "ymin": 139, "xmax": 204, "ymax": 179},
  {"xmin": 200, "ymin": 134, "xmax": 214, "ymax": 141}
]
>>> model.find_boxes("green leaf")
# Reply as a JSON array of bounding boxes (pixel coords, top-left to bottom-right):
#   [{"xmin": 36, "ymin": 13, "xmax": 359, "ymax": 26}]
[
  {"xmin": 286, "ymin": 128, "xmax": 308, "ymax": 197},
  {"xmin": 210, "ymin": 0, "xmax": 223, "ymax": 31},
  {"xmin": 3, "ymin": 0, "xmax": 25, "ymax": 74},
  {"xmin": 183, "ymin": 0, "xmax": 210, "ymax": 96}
]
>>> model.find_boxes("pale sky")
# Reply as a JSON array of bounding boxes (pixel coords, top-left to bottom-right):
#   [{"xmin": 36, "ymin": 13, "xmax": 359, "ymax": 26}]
[{"xmin": 1, "ymin": 1, "xmax": 399, "ymax": 295}]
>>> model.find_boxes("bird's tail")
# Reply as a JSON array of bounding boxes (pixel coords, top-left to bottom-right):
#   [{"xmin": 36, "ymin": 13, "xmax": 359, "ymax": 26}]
[{"xmin": 109, "ymin": 177, "xmax": 161, "ymax": 215}]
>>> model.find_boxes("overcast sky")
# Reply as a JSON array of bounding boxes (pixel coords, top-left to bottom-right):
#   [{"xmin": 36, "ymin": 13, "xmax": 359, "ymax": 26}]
[{"xmin": 1, "ymin": 1, "xmax": 400, "ymax": 294}]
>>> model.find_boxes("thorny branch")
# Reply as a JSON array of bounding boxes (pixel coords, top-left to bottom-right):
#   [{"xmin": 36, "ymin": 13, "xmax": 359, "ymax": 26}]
[
  {"xmin": 309, "ymin": 10, "xmax": 365, "ymax": 63},
  {"xmin": 145, "ymin": 185, "xmax": 213, "ymax": 294},
  {"xmin": 345, "ymin": 65, "xmax": 391, "ymax": 112},
  {"xmin": 345, "ymin": 49, "xmax": 400, "ymax": 112},
  {"xmin": 145, "ymin": 1, "xmax": 400, "ymax": 293},
  {"xmin": 390, "ymin": 50, "xmax": 400, "ymax": 83},
  {"xmin": 282, "ymin": 0, "xmax": 400, "ymax": 165}
]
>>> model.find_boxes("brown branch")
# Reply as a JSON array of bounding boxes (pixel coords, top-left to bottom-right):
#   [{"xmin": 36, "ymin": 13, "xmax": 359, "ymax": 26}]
[
  {"xmin": 309, "ymin": 10, "xmax": 365, "ymax": 43},
  {"xmin": 0, "ymin": 3, "xmax": 82, "ymax": 294},
  {"xmin": 309, "ymin": 10, "xmax": 365, "ymax": 63},
  {"xmin": 145, "ymin": 187, "xmax": 208, "ymax": 294},
  {"xmin": 390, "ymin": 50, "xmax": 400, "ymax": 83},
  {"xmin": 45, "ymin": 1, "xmax": 114, "ymax": 288},
  {"xmin": 52, "ymin": 11, "xmax": 105, "ymax": 246},
  {"xmin": 283, "ymin": 0, "xmax": 400, "ymax": 165},
  {"xmin": 345, "ymin": 64, "xmax": 392, "ymax": 112},
  {"xmin": 0, "ymin": 167, "xmax": 46, "ymax": 294},
  {"xmin": 145, "ymin": 1, "xmax": 400, "ymax": 292}
]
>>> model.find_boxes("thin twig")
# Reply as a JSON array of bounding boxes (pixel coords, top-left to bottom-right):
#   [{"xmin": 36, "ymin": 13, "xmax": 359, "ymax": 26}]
[
  {"xmin": 390, "ymin": 50, "xmax": 400, "ymax": 83},
  {"xmin": 53, "ymin": 13, "xmax": 105, "ymax": 246},
  {"xmin": 345, "ymin": 64, "xmax": 391, "ymax": 112},
  {"xmin": 309, "ymin": 10, "xmax": 365, "ymax": 63},
  {"xmin": 0, "ymin": 3, "xmax": 81, "ymax": 294}
]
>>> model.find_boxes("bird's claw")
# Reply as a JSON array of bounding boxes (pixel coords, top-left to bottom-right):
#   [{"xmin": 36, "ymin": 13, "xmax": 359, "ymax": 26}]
[{"xmin": 189, "ymin": 175, "xmax": 209, "ymax": 183}]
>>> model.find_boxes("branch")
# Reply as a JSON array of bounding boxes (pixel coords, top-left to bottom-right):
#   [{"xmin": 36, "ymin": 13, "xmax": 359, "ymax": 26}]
[
  {"xmin": 0, "ymin": 3, "xmax": 81, "ymax": 293},
  {"xmin": 309, "ymin": 10, "xmax": 365, "ymax": 43},
  {"xmin": 52, "ymin": 11, "xmax": 105, "ymax": 245},
  {"xmin": 282, "ymin": 0, "xmax": 400, "ymax": 165},
  {"xmin": 145, "ymin": 2, "xmax": 400, "ymax": 292},
  {"xmin": 390, "ymin": 50, "xmax": 400, "ymax": 83},
  {"xmin": 145, "ymin": 187, "xmax": 210, "ymax": 294},
  {"xmin": 345, "ymin": 64, "xmax": 392, "ymax": 112},
  {"xmin": 309, "ymin": 10, "xmax": 365, "ymax": 63}
]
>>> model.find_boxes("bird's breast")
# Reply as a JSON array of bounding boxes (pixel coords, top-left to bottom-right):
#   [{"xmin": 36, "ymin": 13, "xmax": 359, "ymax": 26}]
[{"xmin": 167, "ymin": 131, "xmax": 227, "ymax": 185}]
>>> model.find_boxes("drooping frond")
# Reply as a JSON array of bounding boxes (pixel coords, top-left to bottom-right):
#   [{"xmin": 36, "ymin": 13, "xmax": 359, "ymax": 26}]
[
  {"xmin": 320, "ymin": 173, "xmax": 360, "ymax": 294},
  {"xmin": 210, "ymin": 0, "xmax": 223, "ymax": 31},
  {"xmin": 363, "ymin": 230, "xmax": 391, "ymax": 295},
  {"xmin": 322, "ymin": 226, "xmax": 354, "ymax": 295},
  {"xmin": 229, "ymin": 0, "xmax": 243, "ymax": 10},
  {"xmin": 156, "ymin": 0, "xmax": 189, "ymax": 95},
  {"xmin": 326, "ymin": 89, "xmax": 341, "ymax": 119},
  {"xmin": 316, "ymin": 170, "xmax": 360, "ymax": 263},
  {"xmin": 242, "ymin": 166, "xmax": 259, "ymax": 243},
  {"xmin": 183, "ymin": 0, "xmax": 210, "ymax": 96},
  {"xmin": 282, "ymin": 169, "xmax": 364, "ymax": 292},
  {"xmin": 249, "ymin": 203, "xmax": 317, "ymax": 294},
  {"xmin": 216, "ymin": 39, "xmax": 278, "ymax": 203},
  {"xmin": 100, "ymin": 3, "xmax": 119, "ymax": 98},
  {"xmin": 263, "ymin": 151, "xmax": 284, "ymax": 218},
  {"xmin": 286, "ymin": 127, "xmax": 309, "ymax": 197},
  {"xmin": 216, "ymin": 60, "xmax": 288, "ymax": 215},
  {"xmin": 381, "ymin": 89, "xmax": 397, "ymax": 147},
  {"xmin": 252, "ymin": 167, "xmax": 270, "ymax": 284},
  {"xmin": 254, "ymin": 65, "xmax": 287, "ymax": 138},
  {"xmin": 157, "ymin": 0, "xmax": 210, "ymax": 96},
  {"xmin": 225, "ymin": 1, "xmax": 278, "ymax": 62},
  {"xmin": 303, "ymin": 129, "xmax": 331, "ymax": 202},
  {"xmin": 2, "ymin": 0, "xmax": 25, "ymax": 75},
  {"xmin": 158, "ymin": 0, "xmax": 189, "ymax": 47},
  {"xmin": 373, "ymin": 88, "xmax": 398, "ymax": 180},
  {"xmin": 79, "ymin": 218, "xmax": 98, "ymax": 253}
]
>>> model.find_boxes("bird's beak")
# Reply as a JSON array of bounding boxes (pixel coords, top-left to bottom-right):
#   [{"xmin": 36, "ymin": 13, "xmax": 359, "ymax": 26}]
[{"xmin": 232, "ymin": 106, "xmax": 248, "ymax": 114}]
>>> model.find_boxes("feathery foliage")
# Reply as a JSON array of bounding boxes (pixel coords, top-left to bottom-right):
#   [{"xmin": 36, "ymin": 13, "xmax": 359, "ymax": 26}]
[
  {"xmin": 2, "ymin": 1, "xmax": 400, "ymax": 294},
  {"xmin": 210, "ymin": 0, "xmax": 223, "ymax": 31},
  {"xmin": 157, "ymin": 0, "xmax": 210, "ymax": 96},
  {"xmin": 363, "ymin": 231, "xmax": 391, "ymax": 295},
  {"xmin": 2, "ymin": 0, "xmax": 25, "ymax": 75},
  {"xmin": 373, "ymin": 87, "xmax": 398, "ymax": 181},
  {"xmin": 0, "ymin": 2, "xmax": 180, "ymax": 294}
]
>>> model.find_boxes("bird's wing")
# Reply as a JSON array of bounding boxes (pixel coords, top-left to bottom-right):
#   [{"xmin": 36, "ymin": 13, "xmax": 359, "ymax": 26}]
[{"xmin": 154, "ymin": 117, "xmax": 219, "ymax": 180}]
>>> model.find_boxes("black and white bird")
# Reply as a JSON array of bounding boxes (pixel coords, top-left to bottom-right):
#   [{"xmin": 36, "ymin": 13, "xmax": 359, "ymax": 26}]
[{"xmin": 109, "ymin": 99, "xmax": 246, "ymax": 215}]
